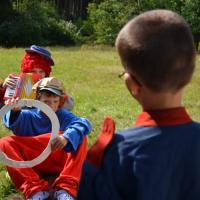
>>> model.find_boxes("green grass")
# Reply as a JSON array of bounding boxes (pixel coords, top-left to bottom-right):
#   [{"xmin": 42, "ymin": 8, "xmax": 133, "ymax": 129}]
[
  {"xmin": 0, "ymin": 46, "xmax": 200, "ymax": 198},
  {"xmin": 0, "ymin": 46, "xmax": 139, "ymax": 142}
]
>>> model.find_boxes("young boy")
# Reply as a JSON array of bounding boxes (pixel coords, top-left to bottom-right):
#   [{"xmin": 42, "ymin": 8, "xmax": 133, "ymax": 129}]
[
  {"xmin": 77, "ymin": 10, "xmax": 200, "ymax": 200},
  {"xmin": 0, "ymin": 45, "xmax": 74, "ymax": 111},
  {"xmin": 0, "ymin": 77, "xmax": 92, "ymax": 200}
]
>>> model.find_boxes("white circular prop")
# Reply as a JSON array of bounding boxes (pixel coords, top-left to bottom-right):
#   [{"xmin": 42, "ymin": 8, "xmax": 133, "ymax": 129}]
[{"xmin": 0, "ymin": 99, "xmax": 60, "ymax": 168}]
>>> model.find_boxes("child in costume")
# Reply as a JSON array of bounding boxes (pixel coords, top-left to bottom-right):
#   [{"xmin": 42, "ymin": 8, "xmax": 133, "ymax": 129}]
[
  {"xmin": 0, "ymin": 78, "xmax": 4, "ymax": 108},
  {"xmin": 0, "ymin": 45, "xmax": 74, "ymax": 111},
  {"xmin": 78, "ymin": 10, "xmax": 200, "ymax": 200},
  {"xmin": 0, "ymin": 77, "xmax": 92, "ymax": 200}
]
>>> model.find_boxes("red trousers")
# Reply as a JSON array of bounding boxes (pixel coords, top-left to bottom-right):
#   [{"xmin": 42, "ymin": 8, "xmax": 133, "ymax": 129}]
[{"xmin": 0, "ymin": 132, "xmax": 87, "ymax": 199}]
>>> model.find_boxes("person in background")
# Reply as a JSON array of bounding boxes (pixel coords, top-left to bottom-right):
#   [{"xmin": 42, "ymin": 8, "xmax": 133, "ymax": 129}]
[
  {"xmin": 77, "ymin": 9, "xmax": 200, "ymax": 200},
  {"xmin": 0, "ymin": 78, "xmax": 4, "ymax": 108},
  {"xmin": 0, "ymin": 77, "xmax": 92, "ymax": 200},
  {"xmin": 0, "ymin": 45, "xmax": 74, "ymax": 111}
]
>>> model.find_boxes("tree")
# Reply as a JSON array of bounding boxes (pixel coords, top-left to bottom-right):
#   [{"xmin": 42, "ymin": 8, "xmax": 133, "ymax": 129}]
[
  {"xmin": 87, "ymin": 0, "xmax": 139, "ymax": 44},
  {"xmin": 181, "ymin": 0, "xmax": 200, "ymax": 50},
  {"xmin": 0, "ymin": 0, "xmax": 13, "ymax": 23},
  {"xmin": 54, "ymin": 0, "xmax": 89, "ymax": 20}
]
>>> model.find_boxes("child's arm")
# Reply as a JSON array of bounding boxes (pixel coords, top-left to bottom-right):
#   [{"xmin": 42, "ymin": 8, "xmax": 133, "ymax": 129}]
[
  {"xmin": 3, "ymin": 98, "xmax": 28, "ymax": 135},
  {"xmin": 58, "ymin": 109, "xmax": 92, "ymax": 152},
  {"xmin": 63, "ymin": 117, "xmax": 92, "ymax": 152}
]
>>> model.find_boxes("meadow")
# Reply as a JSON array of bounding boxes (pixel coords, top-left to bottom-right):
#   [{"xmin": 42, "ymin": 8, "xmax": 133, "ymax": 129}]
[{"xmin": 0, "ymin": 47, "xmax": 200, "ymax": 199}]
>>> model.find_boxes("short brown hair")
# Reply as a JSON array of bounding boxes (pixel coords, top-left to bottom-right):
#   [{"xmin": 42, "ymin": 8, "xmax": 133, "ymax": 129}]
[
  {"xmin": 36, "ymin": 90, "xmax": 64, "ymax": 108},
  {"xmin": 116, "ymin": 10, "xmax": 196, "ymax": 92}
]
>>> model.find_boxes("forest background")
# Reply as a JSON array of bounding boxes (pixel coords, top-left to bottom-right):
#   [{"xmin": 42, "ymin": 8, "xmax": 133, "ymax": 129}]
[{"xmin": 0, "ymin": 0, "xmax": 200, "ymax": 50}]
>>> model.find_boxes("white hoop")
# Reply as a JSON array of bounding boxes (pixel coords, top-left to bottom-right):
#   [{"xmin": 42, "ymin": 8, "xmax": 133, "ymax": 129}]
[{"xmin": 0, "ymin": 99, "xmax": 60, "ymax": 168}]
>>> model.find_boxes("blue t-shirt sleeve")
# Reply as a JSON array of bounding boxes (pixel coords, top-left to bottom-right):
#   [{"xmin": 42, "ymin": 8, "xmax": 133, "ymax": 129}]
[
  {"xmin": 3, "ymin": 109, "xmax": 40, "ymax": 136},
  {"xmin": 63, "ymin": 118, "xmax": 92, "ymax": 152},
  {"xmin": 3, "ymin": 110, "xmax": 24, "ymax": 135}
]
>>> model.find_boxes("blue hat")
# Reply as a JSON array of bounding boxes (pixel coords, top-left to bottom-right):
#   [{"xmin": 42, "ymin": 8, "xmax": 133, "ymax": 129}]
[{"xmin": 25, "ymin": 45, "xmax": 54, "ymax": 65}]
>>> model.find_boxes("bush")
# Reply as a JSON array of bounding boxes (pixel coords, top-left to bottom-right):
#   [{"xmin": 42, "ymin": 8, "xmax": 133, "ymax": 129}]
[
  {"xmin": 0, "ymin": 12, "xmax": 45, "ymax": 47},
  {"xmin": 86, "ymin": 0, "xmax": 139, "ymax": 45},
  {"xmin": 0, "ymin": 0, "xmax": 79, "ymax": 47},
  {"xmin": 76, "ymin": 18, "xmax": 95, "ymax": 44},
  {"xmin": 0, "ymin": 0, "xmax": 13, "ymax": 23},
  {"xmin": 45, "ymin": 19, "xmax": 78, "ymax": 45}
]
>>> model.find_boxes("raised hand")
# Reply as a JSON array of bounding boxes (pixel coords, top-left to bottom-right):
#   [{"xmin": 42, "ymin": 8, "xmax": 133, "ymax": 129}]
[
  {"xmin": 4, "ymin": 97, "xmax": 21, "ymax": 111},
  {"xmin": 3, "ymin": 74, "xmax": 19, "ymax": 88}
]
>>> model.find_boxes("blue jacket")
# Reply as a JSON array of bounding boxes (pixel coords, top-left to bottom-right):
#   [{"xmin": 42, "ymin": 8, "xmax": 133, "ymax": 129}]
[
  {"xmin": 78, "ymin": 107, "xmax": 200, "ymax": 200},
  {"xmin": 3, "ymin": 108, "xmax": 92, "ymax": 152}
]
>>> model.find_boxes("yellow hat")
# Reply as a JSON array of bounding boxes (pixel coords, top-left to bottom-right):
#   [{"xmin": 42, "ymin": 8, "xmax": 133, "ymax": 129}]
[{"xmin": 32, "ymin": 77, "xmax": 65, "ymax": 96}]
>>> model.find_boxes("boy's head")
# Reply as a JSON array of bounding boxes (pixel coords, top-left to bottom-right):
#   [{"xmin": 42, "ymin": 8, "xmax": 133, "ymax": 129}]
[
  {"xmin": 32, "ymin": 77, "xmax": 65, "ymax": 112},
  {"xmin": 116, "ymin": 10, "xmax": 196, "ymax": 93},
  {"xmin": 21, "ymin": 45, "xmax": 54, "ymax": 78}
]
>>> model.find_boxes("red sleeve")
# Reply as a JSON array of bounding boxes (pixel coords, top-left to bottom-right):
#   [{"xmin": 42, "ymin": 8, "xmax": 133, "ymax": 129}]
[{"xmin": 86, "ymin": 117, "xmax": 115, "ymax": 169}]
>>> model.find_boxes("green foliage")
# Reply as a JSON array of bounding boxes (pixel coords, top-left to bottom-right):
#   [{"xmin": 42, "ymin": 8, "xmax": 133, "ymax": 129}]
[
  {"xmin": 44, "ymin": 19, "xmax": 78, "ymax": 45},
  {"xmin": 84, "ymin": 0, "xmax": 188, "ymax": 45},
  {"xmin": 181, "ymin": 0, "xmax": 200, "ymax": 35},
  {"xmin": 76, "ymin": 18, "xmax": 95, "ymax": 44},
  {"xmin": 86, "ymin": 0, "xmax": 139, "ymax": 45},
  {"xmin": 0, "ymin": 169, "xmax": 17, "ymax": 198},
  {"xmin": 0, "ymin": 0, "xmax": 79, "ymax": 47},
  {"xmin": 0, "ymin": 14, "xmax": 43, "ymax": 47},
  {"xmin": 138, "ymin": 0, "xmax": 184, "ymax": 12},
  {"xmin": 181, "ymin": 0, "xmax": 200, "ymax": 50},
  {"xmin": 0, "ymin": 0, "xmax": 13, "ymax": 23},
  {"xmin": 82, "ymin": 0, "xmax": 200, "ymax": 48},
  {"xmin": 1, "ymin": 0, "xmax": 200, "ymax": 47}
]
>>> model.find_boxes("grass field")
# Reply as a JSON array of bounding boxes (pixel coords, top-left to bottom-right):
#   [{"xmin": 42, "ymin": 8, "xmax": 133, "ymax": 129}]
[{"xmin": 0, "ymin": 46, "xmax": 200, "ymax": 199}]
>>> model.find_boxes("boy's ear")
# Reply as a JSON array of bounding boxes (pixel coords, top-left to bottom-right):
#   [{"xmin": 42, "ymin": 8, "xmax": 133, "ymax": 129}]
[
  {"xmin": 124, "ymin": 73, "xmax": 141, "ymax": 96},
  {"xmin": 59, "ymin": 95, "xmax": 68, "ymax": 108},
  {"xmin": 130, "ymin": 77, "xmax": 141, "ymax": 96}
]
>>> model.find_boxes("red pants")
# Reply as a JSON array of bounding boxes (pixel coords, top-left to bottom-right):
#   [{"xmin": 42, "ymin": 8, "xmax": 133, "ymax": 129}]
[{"xmin": 0, "ymin": 132, "xmax": 87, "ymax": 199}]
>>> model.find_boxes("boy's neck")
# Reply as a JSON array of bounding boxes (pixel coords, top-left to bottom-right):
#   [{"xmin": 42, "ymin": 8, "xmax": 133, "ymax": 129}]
[{"xmin": 139, "ymin": 88, "xmax": 183, "ymax": 111}]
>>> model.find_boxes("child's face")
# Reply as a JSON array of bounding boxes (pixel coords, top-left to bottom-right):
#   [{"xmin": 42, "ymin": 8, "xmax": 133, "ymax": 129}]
[
  {"xmin": 39, "ymin": 94, "xmax": 60, "ymax": 112},
  {"xmin": 31, "ymin": 67, "xmax": 46, "ymax": 78}
]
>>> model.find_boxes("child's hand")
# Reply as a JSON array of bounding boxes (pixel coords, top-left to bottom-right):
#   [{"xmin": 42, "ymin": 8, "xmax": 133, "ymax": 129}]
[
  {"xmin": 3, "ymin": 74, "xmax": 19, "ymax": 88},
  {"xmin": 4, "ymin": 97, "xmax": 21, "ymax": 111},
  {"xmin": 51, "ymin": 135, "xmax": 68, "ymax": 151}
]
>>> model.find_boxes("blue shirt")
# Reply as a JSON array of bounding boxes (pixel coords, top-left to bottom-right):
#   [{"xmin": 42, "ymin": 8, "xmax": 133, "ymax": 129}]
[
  {"xmin": 78, "ymin": 108, "xmax": 200, "ymax": 200},
  {"xmin": 3, "ymin": 108, "xmax": 92, "ymax": 152}
]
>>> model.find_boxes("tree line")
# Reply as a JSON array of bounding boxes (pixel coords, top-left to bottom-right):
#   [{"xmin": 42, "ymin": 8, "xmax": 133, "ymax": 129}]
[{"xmin": 0, "ymin": 0, "xmax": 199, "ymax": 50}]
